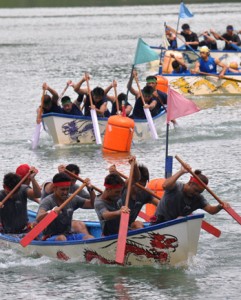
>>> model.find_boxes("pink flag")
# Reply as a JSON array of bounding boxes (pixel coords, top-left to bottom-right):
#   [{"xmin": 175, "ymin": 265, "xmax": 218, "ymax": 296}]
[{"xmin": 167, "ymin": 88, "xmax": 200, "ymax": 123}]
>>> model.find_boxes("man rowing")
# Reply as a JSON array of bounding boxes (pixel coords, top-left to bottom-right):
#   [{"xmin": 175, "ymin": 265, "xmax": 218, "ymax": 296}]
[
  {"xmin": 152, "ymin": 165, "xmax": 230, "ymax": 224},
  {"xmin": 210, "ymin": 25, "xmax": 241, "ymax": 50},
  {"xmin": 191, "ymin": 46, "xmax": 227, "ymax": 78},
  {"xmin": 0, "ymin": 167, "xmax": 41, "ymax": 233},
  {"xmin": 37, "ymin": 172, "xmax": 95, "ymax": 241}
]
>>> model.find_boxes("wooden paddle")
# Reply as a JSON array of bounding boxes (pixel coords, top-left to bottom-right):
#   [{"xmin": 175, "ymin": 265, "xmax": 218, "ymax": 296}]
[
  {"xmin": 113, "ymin": 80, "xmax": 120, "ymax": 114},
  {"xmin": 175, "ymin": 155, "xmax": 241, "ymax": 225},
  {"xmin": 117, "ymin": 170, "xmax": 221, "ymax": 238},
  {"xmin": 0, "ymin": 171, "xmax": 31, "ymax": 206},
  {"xmin": 196, "ymin": 71, "xmax": 241, "ymax": 83},
  {"xmin": 115, "ymin": 160, "xmax": 135, "ymax": 265},
  {"xmin": 31, "ymin": 90, "xmax": 45, "ymax": 150},
  {"xmin": 133, "ymin": 71, "xmax": 158, "ymax": 140},
  {"xmin": 85, "ymin": 73, "xmax": 102, "ymax": 145},
  {"xmin": 20, "ymin": 182, "xmax": 87, "ymax": 247},
  {"xmin": 57, "ymin": 83, "xmax": 69, "ymax": 102},
  {"xmin": 64, "ymin": 169, "xmax": 103, "ymax": 194}
]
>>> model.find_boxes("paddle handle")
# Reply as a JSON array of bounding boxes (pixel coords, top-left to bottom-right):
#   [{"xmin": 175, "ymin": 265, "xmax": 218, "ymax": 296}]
[
  {"xmin": 2, "ymin": 171, "xmax": 31, "ymax": 205},
  {"xmin": 197, "ymin": 71, "xmax": 241, "ymax": 83},
  {"xmin": 115, "ymin": 160, "xmax": 135, "ymax": 265},
  {"xmin": 57, "ymin": 84, "xmax": 69, "ymax": 102},
  {"xmin": 133, "ymin": 72, "xmax": 145, "ymax": 106},
  {"xmin": 64, "ymin": 169, "xmax": 103, "ymax": 194},
  {"xmin": 58, "ymin": 183, "xmax": 87, "ymax": 211},
  {"xmin": 124, "ymin": 161, "xmax": 135, "ymax": 208},
  {"xmin": 113, "ymin": 82, "xmax": 120, "ymax": 113},
  {"xmin": 175, "ymin": 155, "xmax": 224, "ymax": 205},
  {"xmin": 116, "ymin": 170, "xmax": 161, "ymax": 201},
  {"xmin": 85, "ymin": 73, "xmax": 93, "ymax": 106}
]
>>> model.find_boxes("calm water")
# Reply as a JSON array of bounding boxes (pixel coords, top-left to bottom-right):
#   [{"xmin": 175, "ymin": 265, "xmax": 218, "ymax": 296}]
[{"xmin": 0, "ymin": 3, "xmax": 241, "ymax": 300}]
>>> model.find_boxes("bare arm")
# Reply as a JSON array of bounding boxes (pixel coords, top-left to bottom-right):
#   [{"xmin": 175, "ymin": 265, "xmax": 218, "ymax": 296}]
[
  {"xmin": 215, "ymin": 58, "xmax": 228, "ymax": 77},
  {"xmin": 162, "ymin": 166, "xmax": 188, "ymax": 191},
  {"xmin": 102, "ymin": 206, "xmax": 129, "ymax": 220},
  {"xmin": 42, "ymin": 82, "xmax": 59, "ymax": 103},
  {"xmin": 127, "ymin": 72, "xmax": 139, "ymax": 97},
  {"xmin": 26, "ymin": 167, "xmax": 42, "ymax": 199},
  {"xmin": 210, "ymin": 29, "xmax": 222, "ymax": 40},
  {"xmin": 74, "ymin": 76, "xmax": 88, "ymax": 94}
]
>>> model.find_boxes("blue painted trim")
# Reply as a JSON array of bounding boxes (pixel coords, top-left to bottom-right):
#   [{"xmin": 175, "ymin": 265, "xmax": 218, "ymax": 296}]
[
  {"xmin": 0, "ymin": 211, "xmax": 204, "ymax": 247},
  {"xmin": 42, "ymin": 110, "xmax": 166, "ymax": 124}
]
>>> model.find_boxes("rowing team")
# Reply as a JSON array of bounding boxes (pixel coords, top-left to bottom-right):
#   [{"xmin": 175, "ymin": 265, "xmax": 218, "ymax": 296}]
[
  {"xmin": 37, "ymin": 72, "xmax": 167, "ymax": 122},
  {"xmin": 0, "ymin": 156, "xmax": 230, "ymax": 242},
  {"xmin": 166, "ymin": 45, "xmax": 241, "ymax": 78}
]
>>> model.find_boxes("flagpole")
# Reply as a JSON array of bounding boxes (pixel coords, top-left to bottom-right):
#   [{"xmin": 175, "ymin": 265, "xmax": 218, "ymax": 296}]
[
  {"xmin": 164, "ymin": 122, "xmax": 173, "ymax": 179},
  {"xmin": 165, "ymin": 85, "xmax": 173, "ymax": 178},
  {"xmin": 175, "ymin": 1, "xmax": 182, "ymax": 47}
]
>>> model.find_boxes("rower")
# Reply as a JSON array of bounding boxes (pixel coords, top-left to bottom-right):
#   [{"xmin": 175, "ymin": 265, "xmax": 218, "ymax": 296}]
[
  {"xmin": 191, "ymin": 46, "xmax": 227, "ymax": 78},
  {"xmin": 210, "ymin": 25, "xmax": 241, "ymax": 50},
  {"xmin": 37, "ymin": 172, "xmax": 95, "ymax": 241},
  {"xmin": 0, "ymin": 168, "xmax": 41, "ymax": 234}
]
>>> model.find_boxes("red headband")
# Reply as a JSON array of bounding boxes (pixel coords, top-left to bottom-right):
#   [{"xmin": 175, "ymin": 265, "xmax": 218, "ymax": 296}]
[
  {"xmin": 104, "ymin": 183, "xmax": 123, "ymax": 189},
  {"xmin": 53, "ymin": 181, "xmax": 71, "ymax": 187},
  {"xmin": 189, "ymin": 176, "xmax": 205, "ymax": 188}
]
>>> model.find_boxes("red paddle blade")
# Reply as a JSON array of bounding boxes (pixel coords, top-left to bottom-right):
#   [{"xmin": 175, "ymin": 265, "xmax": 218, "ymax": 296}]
[
  {"xmin": 201, "ymin": 220, "xmax": 221, "ymax": 238},
  {"xmin": 20, "ymin": 210, "xmax": 58, "ymax": 247},
  {"xmin": 138, "ymin": 211, "xmax": 151, "ymax": 222},
  {"xmin": 224, "ymin": 207, "xmax": 241, "ymax": 225},
  {"xmin": 115, "ymin": 213, "xmax": 130, "ymax": 265}
]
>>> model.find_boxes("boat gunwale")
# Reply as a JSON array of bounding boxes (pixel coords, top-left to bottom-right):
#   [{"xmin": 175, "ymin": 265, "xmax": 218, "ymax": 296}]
[
  {"xmin": 0, "ymin": 212, "xmax": 204, "ymax": 247},
  {"xmin": 42, "ymin": 110, "xmax": 166, "ymax": 124}
]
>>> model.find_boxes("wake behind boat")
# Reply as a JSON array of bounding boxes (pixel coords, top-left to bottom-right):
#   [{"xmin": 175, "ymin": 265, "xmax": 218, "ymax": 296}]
[
  {"xmin": 0, "ymin": 210, "xmax": 204, "ymax": 267},
  {"xmin": 42, "ymin": 111, "xmax": 166, "ymax": 145}
]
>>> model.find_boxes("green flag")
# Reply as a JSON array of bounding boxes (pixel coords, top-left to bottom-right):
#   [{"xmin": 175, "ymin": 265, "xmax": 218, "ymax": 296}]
[{"xmin": 133, "ymin": 38, "xmax": 159, "ymax": 65}]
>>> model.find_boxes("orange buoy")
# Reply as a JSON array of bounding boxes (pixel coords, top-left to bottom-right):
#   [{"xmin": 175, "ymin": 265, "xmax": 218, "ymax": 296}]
[
  {"xmin": 146, "ymin": 178, "xmax": 165, "ymax": 216},
  {"xmin": 156, "ymin": 75, "xmax": 168, "ymax": 94},
  {"xmin": 102, "ymin": 115, "xmax": 135, "ymax": 153}
]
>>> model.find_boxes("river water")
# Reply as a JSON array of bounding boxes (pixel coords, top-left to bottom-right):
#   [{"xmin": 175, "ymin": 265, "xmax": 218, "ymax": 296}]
[{"xmin": 0, "ymin": 3, "xmax": 241, "ymax": 300}]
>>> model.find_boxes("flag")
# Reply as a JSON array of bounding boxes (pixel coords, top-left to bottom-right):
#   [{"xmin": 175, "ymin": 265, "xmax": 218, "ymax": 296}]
[
  {"xmin": 167, "ymin": 88, "xmax": 200, "ymax": 123},
  {"xmin": 179, "ymin": 2, "xmax": 194, "ymax": 19},
  {"xmin": 134, "ymin": 38, "xmax": 159, "ymax": 65}
]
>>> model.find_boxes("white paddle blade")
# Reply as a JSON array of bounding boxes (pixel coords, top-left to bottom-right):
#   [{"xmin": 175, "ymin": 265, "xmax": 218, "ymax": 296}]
[
  {"xmin": 31, "ymin": 123, "xmax": 42, "ymax": 150},
  {"xmin": 90, "ymin": 109, "xmax": 102, "ymax": 145},
  {"xmin": 144, "ymin": 108, "xmax": 158, "ymax": 139}
]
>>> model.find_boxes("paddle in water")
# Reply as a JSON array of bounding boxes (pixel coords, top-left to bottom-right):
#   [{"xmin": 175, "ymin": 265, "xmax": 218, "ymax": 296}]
[
  {"xmin": 20, "ymin": 183, "xmax": 87, "ymax": 247},
  {"xmin": 115, "ymin": 159, "xmax": 135, "ymax": 265},
  {"xmin": 175, "ymin": 155, "xmax": 241, "ymax": 225}
]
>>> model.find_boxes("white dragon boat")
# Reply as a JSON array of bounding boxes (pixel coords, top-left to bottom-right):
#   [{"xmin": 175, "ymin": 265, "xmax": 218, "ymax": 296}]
[
  {"xmin": 0, "ymin": 210, "xmax": 204, "ymax": 267},
  {"xmin": 42, "ymin": 111, "xmax": 166, "ymax": 145}
]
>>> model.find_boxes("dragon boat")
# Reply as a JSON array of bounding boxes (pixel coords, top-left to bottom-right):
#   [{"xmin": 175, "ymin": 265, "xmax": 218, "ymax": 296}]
[
  {"xmin": 159, "ymin": 73, "xmax": 241, "ymax": 96},
  {"xmin": 42, "ymin": 111, "xmax": 166, "ymax": 145},
  {"xmin": 0, "ymin": 210, "xmax": 204, "ymax": 267},
  {"xmin": 151, "ymin": 46, "xmax": 241, "ymax": 66}
]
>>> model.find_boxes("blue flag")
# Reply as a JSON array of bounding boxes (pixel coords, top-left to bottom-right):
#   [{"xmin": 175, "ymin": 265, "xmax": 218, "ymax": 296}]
[
  {"xmin": 133, "ymin": 38, "xmax": 159, "ymax": 65},
  {"xmin": 179, "ymin": 2, "xmax": 194, "ymax": 19}
]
